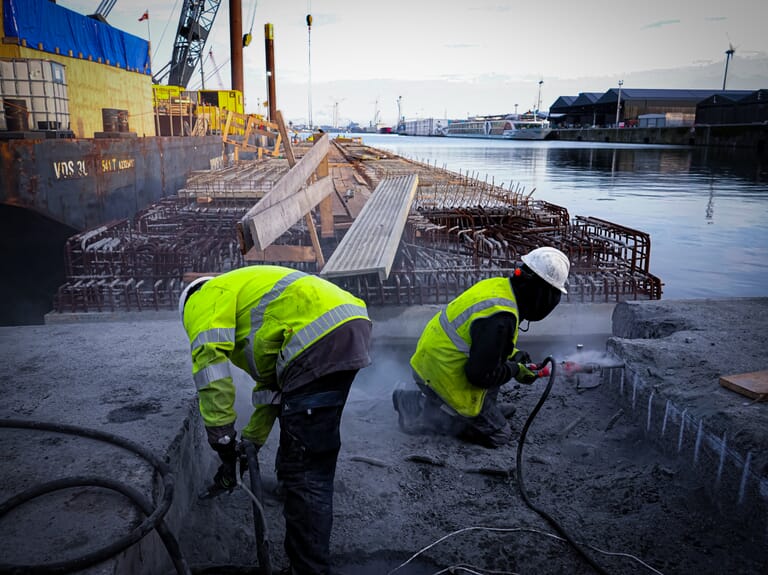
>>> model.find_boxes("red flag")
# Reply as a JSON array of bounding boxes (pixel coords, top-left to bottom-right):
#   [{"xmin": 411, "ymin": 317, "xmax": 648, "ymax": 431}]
[{"xmin": 138, "ymin": 10, "xmax": 149, "ymax": 22}]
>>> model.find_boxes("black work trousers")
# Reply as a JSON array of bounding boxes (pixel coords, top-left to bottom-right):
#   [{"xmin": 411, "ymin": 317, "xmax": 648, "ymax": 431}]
[
  {"xmin": 276, "ymin": 370, "xmax": 357, "ymax": 575},
  {"xmin": 412, "ymin": 371, "xmax": 511, "ymax": 447}
]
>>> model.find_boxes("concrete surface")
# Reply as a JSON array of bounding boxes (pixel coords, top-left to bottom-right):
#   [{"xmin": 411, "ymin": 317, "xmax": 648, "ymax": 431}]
[
  {"xmin": 608, "ymin": 298, "xmax": 768, "ymax": 519},
  {"xmin": 0, "ymin": 319, "xmax": 208, "ymax": 575},
  {"xmin": 1, "ymin": 298, "xmax": 766, "ymax": 574}
]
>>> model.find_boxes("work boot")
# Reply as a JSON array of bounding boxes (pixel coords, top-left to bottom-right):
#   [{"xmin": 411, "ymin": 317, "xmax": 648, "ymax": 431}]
[
  {"xmin": 460, "ymin": 423, "xmax": 512, "ymax": 448},
  {"xmin": 392, "ymin": 387, "xmax": 426, "ymax": 435}
]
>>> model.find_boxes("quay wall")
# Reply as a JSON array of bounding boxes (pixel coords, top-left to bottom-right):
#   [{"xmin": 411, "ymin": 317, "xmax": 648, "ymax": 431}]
[
  {"xmin": 0, "ymin": 135, "xmax": 225, "ymax": 230},
  {"xmin": 552, "ymin": 124, "xmax": 767, "ymax": 151}
]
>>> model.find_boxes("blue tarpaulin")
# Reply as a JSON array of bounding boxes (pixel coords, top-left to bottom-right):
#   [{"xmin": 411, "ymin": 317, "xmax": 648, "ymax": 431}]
[{"xmin": 2, "ymin": 0, "xmax": 151, "ymax": 74}]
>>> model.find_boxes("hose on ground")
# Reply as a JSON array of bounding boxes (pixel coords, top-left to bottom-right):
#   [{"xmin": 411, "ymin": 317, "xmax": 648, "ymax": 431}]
[
  {"xmin": 0, "ymin": 418, "xmax": 191, "ymax": 575},
  {"xmin": 515, "ymin": 357, "xmax": 610, "ymax": 575}
]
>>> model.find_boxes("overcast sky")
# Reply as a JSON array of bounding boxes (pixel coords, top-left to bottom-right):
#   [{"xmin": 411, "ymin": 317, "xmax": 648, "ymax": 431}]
[{"xmin": 62, "ymin": 0, "xmax": 767, "ymax": 126}]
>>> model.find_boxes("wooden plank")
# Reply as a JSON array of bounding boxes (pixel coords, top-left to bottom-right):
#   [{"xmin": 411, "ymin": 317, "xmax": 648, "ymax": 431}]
[
  {"xmin": 316, "ymin": 154, "xmax": 334, "ymax": 238},
  {"xmin": 246, "ymin": 176, "xmax": 334, "ymax": 251},
  {"xmin": 319, "ymin": 195, "xmax": 335, "ymax": 237},
  {"xmin": 719, "ymin": 370, "xmax": 768, "ymax": 400},
  {"xmin": 223, "ymin": 110, "xmax": 233, "ymax": 139},
  {"xmin": 275, "ymin": 110, "xmax": 296, "ymax": 165},
  {"xmin": 244, "ymin": 244, "xmax": 317, "ymax": 263},
  {"xmin": 304, "ymin": 205, "xmax": 325, "ymax": 268},
  {"xmin": 183, "ymin": 271, "xmax": 221, "ymax": 282},
  {"xmin": 243, "ymin": 115, "xmax": 255, "ymax": 144}
]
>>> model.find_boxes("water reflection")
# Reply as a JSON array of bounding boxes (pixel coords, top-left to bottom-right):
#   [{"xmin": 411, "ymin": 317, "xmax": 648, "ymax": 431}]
[
  {"xmin": 706, "ymin": 181, "xmax": 715, "ymax": 224},
  {"xmin": 361, "ymin": 135, "xmax": 768, "ymax": 300}
]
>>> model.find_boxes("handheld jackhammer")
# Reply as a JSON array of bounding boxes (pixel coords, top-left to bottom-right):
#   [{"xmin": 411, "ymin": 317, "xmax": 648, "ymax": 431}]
[
  {"xmin": 199, "ymin": 440, "xmax": 272, "ymax": 575},
  {"xmin": 560, "ymin": 359, "xmax": 625, "ymax": 377}
]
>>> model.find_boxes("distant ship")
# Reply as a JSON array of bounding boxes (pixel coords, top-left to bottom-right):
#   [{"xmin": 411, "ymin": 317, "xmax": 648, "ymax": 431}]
[{"xmin": 442, "ymin": 114, "xmax": 552, "ymax": 140}]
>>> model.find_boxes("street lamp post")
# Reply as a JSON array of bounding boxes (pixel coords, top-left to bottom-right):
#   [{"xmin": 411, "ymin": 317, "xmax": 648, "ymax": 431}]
[
  {"xmin": 306, "ymin": 14, "xmax": 313, "ymax": 129},
  {"xmin": 536, "ymin": 80, "xmax": 543, "ymax": 116},
  {"xmin": 615, "ymin": 80, "xmax": 624, "ymax": 128}
]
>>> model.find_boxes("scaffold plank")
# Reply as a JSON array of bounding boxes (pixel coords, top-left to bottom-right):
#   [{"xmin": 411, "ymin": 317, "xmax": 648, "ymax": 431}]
[{"xmin": 320, "ymin": 174, "xmax": 418, "ymax": 280}]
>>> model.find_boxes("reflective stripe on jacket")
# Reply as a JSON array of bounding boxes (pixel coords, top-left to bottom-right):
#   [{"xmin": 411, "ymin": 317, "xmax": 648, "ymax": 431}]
[
  {"xmin": 182, "ymin": 265, "xmax": 370, "ymax": 430},
  {"xmin": 409, "ymin": 277, "xmax": 519, "ymax": 417}
]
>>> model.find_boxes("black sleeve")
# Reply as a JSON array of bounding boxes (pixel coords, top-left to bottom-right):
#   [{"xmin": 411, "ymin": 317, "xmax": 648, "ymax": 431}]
[{"xmin": 464, "ymin": 312, "xmax": 518, "ymax": 388}]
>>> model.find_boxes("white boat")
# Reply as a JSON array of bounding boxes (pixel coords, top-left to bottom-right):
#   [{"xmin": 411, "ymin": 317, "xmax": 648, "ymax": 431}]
[{"xmin": 442, "ymin": 114, "xmax": 552, "ymax": 140}]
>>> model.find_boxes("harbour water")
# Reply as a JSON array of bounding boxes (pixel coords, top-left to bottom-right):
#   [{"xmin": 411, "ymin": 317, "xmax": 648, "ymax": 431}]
[{"xmin": 361, "ymin": 134, "xmax": 768, "ymax": 300}]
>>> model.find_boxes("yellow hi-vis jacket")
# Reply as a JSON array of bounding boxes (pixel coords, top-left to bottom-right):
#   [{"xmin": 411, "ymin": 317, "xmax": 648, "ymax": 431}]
[
  {"xmin": 182, "ymin": 265, "xmax": 370, "ymax": 443},
  {"xmin": 410, "ymin": 277, "xmax": 519, "ymax": 418}
]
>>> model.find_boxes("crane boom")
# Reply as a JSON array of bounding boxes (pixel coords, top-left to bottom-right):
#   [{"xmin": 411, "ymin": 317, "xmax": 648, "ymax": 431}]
[{"xmin": 156, "ymin": 0, "xmax": 222, "ymax": 88}]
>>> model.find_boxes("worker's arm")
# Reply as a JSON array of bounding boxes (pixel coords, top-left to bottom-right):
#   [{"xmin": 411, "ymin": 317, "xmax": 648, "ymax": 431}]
[
  {"xmin": 186, "ymin": 285, "xmax": 239, "ymax": 443},
  {"xmin": 465, "ymin": 312, "xmax": 517, "ymax": 388},
  {"xmin": 242, "ymin": 402, "xmax": 280, "ymax": 446}
]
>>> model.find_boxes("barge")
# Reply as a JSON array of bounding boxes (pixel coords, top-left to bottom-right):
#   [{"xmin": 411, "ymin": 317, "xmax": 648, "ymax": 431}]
[{"xmin": 47, "ymin": 136, "xmax": 663, "ymax": 322}]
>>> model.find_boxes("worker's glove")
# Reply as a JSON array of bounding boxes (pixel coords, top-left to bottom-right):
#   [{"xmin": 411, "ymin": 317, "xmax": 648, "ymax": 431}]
[
  {"xmin": 210, "ymin": 432, "xmax": 238, "ymax": 493},
  {"xmin": 510, "ymin": 362, "xmax": 538, "ymax": 385},
  {"xmin": 510, "ymin": 350, "xmax": 532, "ymax": 365},
  {"xmin": 213, "ymin": 461, "xmax": 237, "ymax": 493}
]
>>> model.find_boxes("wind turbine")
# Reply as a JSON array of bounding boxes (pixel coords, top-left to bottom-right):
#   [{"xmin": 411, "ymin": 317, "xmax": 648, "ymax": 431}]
[{"xmin": 722, "ymin": 41, "xmax": 735, "ymax": 90}]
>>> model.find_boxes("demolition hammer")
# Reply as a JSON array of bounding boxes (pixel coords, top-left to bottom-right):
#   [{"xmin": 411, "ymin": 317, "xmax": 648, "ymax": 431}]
[
  {"xmin": 199, "ymin": 440, "xmax": 272, "ymax": 575},
  {"xmin": 524, "ymin": 359, "xmax": 624, "ymax": 380}
]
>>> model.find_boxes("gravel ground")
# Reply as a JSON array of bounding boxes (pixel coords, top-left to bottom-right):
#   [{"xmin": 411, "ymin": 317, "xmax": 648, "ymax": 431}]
[
  {"xmin": 3, "ymin": 300, "xmax": 764, "ymax": 575},
  {"xmin": 179, "ymin": 336, "xmax": 768, "ymax": 575}
]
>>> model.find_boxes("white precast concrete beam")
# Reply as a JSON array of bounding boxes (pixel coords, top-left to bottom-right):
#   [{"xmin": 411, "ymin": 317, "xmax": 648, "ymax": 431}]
[
  {"xmin": 239, "ymin": 133, "xmax": 330, "ymax": 250},
  {"xmin": 320, "ymin": 174, "xmax": 419, "ymax": 281},
  {"xmin": 245, "ymin": 176, "xmax": 334, "ymax": 251}
]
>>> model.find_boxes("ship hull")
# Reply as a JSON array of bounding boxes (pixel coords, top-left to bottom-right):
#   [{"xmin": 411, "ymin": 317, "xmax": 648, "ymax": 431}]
[
  {"xmin": 443, "ymin": 130, "xmax": 552, "ymax": 141},
  {"xmin": 442, "ymin": 116, "xmax": 553, "ymax": 141},
  {"xmin": 0, "ymin": 135, "xmax": 224, "ymax": 230}
]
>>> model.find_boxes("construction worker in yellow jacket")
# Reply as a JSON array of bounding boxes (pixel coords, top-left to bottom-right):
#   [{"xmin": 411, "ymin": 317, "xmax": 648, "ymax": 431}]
[
  {"xmin": 179, "ymin": 265, "xmax": 372, "ymax": 575},
  {"xmin": 393, "ymin": 246, "xmax": 570, "ymax": 448}
]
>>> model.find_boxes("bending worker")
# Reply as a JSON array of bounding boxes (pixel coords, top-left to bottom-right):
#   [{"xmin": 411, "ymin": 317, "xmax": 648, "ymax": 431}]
[
  {"xmin": 179, "ymin": 265, "xmax": 372, "ymax": 575},
  {"xmin": 393, "ymin": 246, "xmax": 569, "ymax": 448}
]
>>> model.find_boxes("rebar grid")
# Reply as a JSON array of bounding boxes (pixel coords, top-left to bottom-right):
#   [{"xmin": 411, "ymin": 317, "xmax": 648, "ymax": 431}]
[
  {"xmin": 331, "ymin": 198, "xmax": 662, "ymax": 305},
  {"xmin": 178, "ymin": 159, "xmax": 289, "ymax": 201},
  {"xmin": 54, "ymin": 199, "xmax": 249, "ymax": 313},
  {"xmin": 51, "ymin": 141, "xmax": 662, "ymax": 314}
]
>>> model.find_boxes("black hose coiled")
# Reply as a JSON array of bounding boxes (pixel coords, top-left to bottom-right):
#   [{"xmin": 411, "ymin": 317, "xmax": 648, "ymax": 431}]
[
  {"xmin": 515, "ymin": 358, "xmax": 610, "ymax": 575},
  {"xmin": 0, "ymin": 418, "xmax": 191, "ymax": 575}
]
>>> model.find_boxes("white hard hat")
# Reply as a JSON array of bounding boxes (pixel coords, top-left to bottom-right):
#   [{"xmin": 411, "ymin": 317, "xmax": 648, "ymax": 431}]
[
  {"xmin": 521, "ymin": 247, "xmax": 570, "ymax": 294},
  {"xmin": 178, "ymin": 276, "xmax": 214, "ymax": 322}
]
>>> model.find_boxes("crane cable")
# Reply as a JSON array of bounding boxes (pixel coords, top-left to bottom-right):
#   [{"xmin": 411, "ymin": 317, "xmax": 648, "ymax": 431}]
[
  {"xmin": 306, "ymin": 0, "xmax": 313, "ymax": 129},
  {"xmin": 152, "ymin": 0, "xmax": 183, "ymax": 66}
]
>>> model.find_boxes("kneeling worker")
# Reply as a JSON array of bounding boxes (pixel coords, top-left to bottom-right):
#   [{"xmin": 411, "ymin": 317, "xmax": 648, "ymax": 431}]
[
  {"xmin": 179, "ymin": 265, "xmax": 372, "ymax": 575},
  {"xmin": 393, "ymin": 246, "xmax": 569, "ymax": 448}
]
